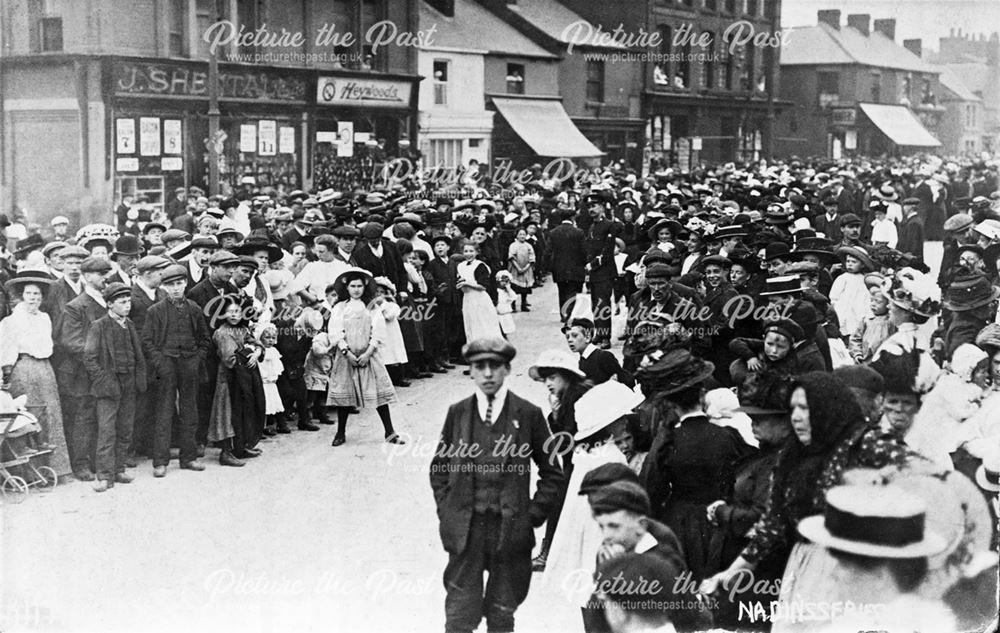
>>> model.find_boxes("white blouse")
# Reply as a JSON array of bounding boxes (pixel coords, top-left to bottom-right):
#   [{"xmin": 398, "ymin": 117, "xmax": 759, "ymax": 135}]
[{"xmin": 0, "ymin": 302, "xmax": 54, "ymax": 366}]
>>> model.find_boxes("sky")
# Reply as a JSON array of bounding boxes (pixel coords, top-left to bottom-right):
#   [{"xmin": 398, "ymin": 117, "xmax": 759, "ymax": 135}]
[{"xmin": 781, "ymin": 0, "xmax": 1000, "ymax": 53}]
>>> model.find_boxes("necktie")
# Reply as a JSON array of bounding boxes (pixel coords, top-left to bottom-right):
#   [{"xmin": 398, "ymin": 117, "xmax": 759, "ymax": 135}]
[{"xmin": 484, "ymin": 395, "xmax": 494, "ymax": 426}]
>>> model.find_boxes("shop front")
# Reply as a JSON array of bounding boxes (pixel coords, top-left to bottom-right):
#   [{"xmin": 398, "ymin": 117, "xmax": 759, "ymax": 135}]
[
  {"xmin": 108, "ymin": 56, "xmax": 312, "ymax": 213},
  {"xmin": 312, "ymin": 73, "xmax": 420, "ymax": 191}
]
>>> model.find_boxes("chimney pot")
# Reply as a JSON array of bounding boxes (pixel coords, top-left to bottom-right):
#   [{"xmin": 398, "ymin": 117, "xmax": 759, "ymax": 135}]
[
  {"xmin": 903, "ymin": 38, "xmax": 923, "ymax": 58},
  {"xmin": 874, "ymin": 18, "xmax": 896, "ymax": 41},
  {"xmin": 818, "ymin": 9, "xmax": 841, "ymax": 29},
  {"xmin": 847, "ymin": 14, "xmax": 871, "ymax": 36}
]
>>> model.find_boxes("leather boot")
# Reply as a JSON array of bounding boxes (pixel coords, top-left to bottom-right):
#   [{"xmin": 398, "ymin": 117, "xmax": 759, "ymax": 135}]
[
  {"xmin": 532, "ymin": 538, "xmax": 551, "ymax": 572},
  {"xmin": 219, "ymin": 450, "xmax": 245, "ymax": 467}
]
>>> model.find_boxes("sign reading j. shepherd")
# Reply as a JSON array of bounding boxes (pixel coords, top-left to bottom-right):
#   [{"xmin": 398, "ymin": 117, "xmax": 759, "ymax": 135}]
[
  {"xmin": 113, "ymin": 59, "xmax": 307, "ymax": 103},
  {"xmin": 316, "ymin": 76, "xmax": 411, "ymax": 109}
]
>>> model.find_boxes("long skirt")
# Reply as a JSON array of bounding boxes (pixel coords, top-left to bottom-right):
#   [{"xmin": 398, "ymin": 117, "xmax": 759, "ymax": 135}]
[
  {"xmin": 461, "ymin": 288, "xmax": 502, "ymax": 342},
  {"xmin": 8, "ymin": 357, "xmax": 71, "ymax": 476},
  {"xmin": 325, "ymin": 351, "xmax": 397, "ymax": 409},
  {"xmin": 662, "ymin": 499, "xmax": 716, "ymax": 581},
  {"xmin": 208, "ymin": 364, "xmax": 265, "ymax": 450}
]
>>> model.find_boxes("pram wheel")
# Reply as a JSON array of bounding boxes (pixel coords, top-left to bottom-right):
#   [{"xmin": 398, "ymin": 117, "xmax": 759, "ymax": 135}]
[
  {"xmin": 1, "ymin": 475, "xmax": 29, "ymax": 503},
  {"xmin": 36, "ymin": 466, "xmax": 58, "ymax": 490}
]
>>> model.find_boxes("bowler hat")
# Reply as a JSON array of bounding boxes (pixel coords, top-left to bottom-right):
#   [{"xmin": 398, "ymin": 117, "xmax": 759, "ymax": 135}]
[
  {"xmin": 102, "ymin": 282, "xmax": 131, "ymax": 303},
  {"xmin": 763, "ymin": 242, "xmax": 792, "ymax": 262},
  {"xmin": 142, "ymin": 222, "xmax": 167, "ymax": 235},
  {"xmin": 462, "ymin": 336, "xmax": 516, "ymax": 363},
  {"xmin": 113, "ymin": 234, "xmax": 143, "ymax": 258}
]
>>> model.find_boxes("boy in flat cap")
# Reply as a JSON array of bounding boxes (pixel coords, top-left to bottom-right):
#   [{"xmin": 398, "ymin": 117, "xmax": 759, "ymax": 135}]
[
  {"xmin": 430, "ymin": 336, "xmax": 565, "ymax": 633},
  {"xmin": 128, "ymin": 255, "xmax": 170, "ymax": 460},
  {"xmin": 83, "ymin": 283, "xmax": 147, "ymax": 492},
  {"xmin": 141, "ymin": 264, "xmax": 212, "ymax": 475}
]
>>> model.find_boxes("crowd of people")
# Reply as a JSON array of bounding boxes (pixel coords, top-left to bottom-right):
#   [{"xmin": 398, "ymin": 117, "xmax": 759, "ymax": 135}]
[{"xmin": 1, "ymin": 153, "xmax": 999, "ymax": 633}]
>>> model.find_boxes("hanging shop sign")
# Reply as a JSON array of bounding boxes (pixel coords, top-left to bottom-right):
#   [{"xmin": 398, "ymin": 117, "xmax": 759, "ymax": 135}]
[
  {"xmin": 116, "ymin": 157, "xmax": 139, "ymax": 172},
  {"xmin": 316, "ymin": 76, "xmax": 412, "ymax": 109},
  {"xmin": 337, "ymin": 122, "xmax": 355, "ymax": 157},
  {"xmin": 112, "ymin": 59, "xmax": 307, "ymax": 104},
  {"xmin": 831, "ymin": 107, "xmax": 856, "ymax": 126}
]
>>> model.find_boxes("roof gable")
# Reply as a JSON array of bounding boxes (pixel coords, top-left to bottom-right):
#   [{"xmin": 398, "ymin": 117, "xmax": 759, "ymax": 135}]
[{"xmin": 781, "ymin": 23, "xmax": 939, "ymax": 74}]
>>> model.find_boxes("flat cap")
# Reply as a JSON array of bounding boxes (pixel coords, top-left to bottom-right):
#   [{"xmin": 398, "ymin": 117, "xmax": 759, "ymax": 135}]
[
  {"xmin": 462, "ymin": 336, "xmax": 516, "ymax": 363},
  {"xmin": 58, "ymin": 245, "xmax": 90, "ymax": 260},
  {"xmin": 588, "ymin": 480, "xmax": 651, "ymax": 516},
  {"xmin": 160, "ymin": 264, "xmax": 188, "ymax": 285},
  {"xmin": 102, "ymin": 282, "xmax": 131, "ymax": 303},
  {"xmin": 209, "ymin": 250, "xmax": 239, "ymax": 266},
  {"xmin": 902, "ymin": 197, "xmax": 921, "ymax": 205},
  {"xmin": 833, "ymin": 364, "xmax": 886, "ymax": 395},
  {"xmin": 644, "ymin": 263, "xmax": 674, "ymax": 280},
  {"xmin": 839, "ymin": 213, "xmax": 862, "ymax": 226},
  {"xmin": 190, "ymin": 236, "xmax": 220, "ymax": 250},
  {"xmin": 136, "ymin": 255, "xmax": 171, "ymax": 274},
  {"xmin": 361, "ymin": 222, "xmax": 384, "ymax": 239},
  {"xmin": 235, "ymin": 255, "xmax": 258, "ymax": 269},
  {"xmin": 578, "ymin": 463, "xmax": 641, "ymax": 496},
  {"xmin": 80, "ymin": 256, "xmax": 112, "ymax": 274},
  {"xmin": 331, "ymin": 224, "xmax": 361, "ymax": 238},
  {"xmin": 161, "ymin": 229, "xmax": 191, "ymax": 243},
  {"xmin": 943, "ymin": 213, "xmax": 974, "ymax": 233},
  {"xmin": 43, "ymin": 241, "xmax": 68, "ymax": 258}
]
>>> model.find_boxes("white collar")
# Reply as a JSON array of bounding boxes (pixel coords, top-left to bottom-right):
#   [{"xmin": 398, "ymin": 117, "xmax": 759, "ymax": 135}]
[
  {"xmin": 84, "ymin": 285, "xmax": 107, "ymax": 307},
  {"xmin": 370, "ymin": 242, "xmax": 383, "ymax": 256},
  {"xmin": 135, "ymin": 278, "xmax": 157, "ymax": 300},
  {"xmin": 581, "ymin": 343, "xmax": 599, "ymax": 359},
  {"xmin": 634, "ymin": 531, "xmax": 658, "ymax": 554},
  {"xmin": 474, "ymin": 384, "xmax": 509, "ymax": 422},
  {"xmin": 65, "ymin": 277, "xmax": 82, "ymax": 293},
  {"xmin": 338, "ymin": 249, "xmax": 353, "ymax": 261},
  {"xmin": 678, "ymin": 410, "xmax": 706, "ymax": 424}
]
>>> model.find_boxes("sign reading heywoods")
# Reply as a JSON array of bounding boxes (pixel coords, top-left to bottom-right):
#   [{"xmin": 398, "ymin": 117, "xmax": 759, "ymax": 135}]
[{"xmin": 316, "ymin": 76, "xmax": 412, "ymax": 109}]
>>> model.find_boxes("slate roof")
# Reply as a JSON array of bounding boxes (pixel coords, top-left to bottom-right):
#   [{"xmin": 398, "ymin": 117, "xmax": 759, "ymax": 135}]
[
  {"xmin": 781, "ymin": 22, "xmax": 939, "ymax": 73},
  {"xmin": 419, "ymin": 0, "xmax": 558, "ymax": 59}
]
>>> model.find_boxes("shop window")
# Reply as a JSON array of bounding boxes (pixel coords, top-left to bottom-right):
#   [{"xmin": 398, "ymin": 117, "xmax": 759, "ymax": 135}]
[
  {"xmin": 361, "ymin": 0, "xmax": 382, "ymax": 70},
  {"xmin": 428, "ymin": 139, "xmax": 463, "ymax": 169},
  {"xmin": 818, "ymin": 71, "xmax": 839, "ymax": 105},
  {"xmin": 469, "ymin": 138, "xmax": 481, "ymax": 148},
  {"xmin": 433, "ymin": 60, "xmax": 450, "ymax": 106},
  {"xmin": 506, "ymin": 64, "xmax": 525, "ymax": 94},
  {"xmin": 166, "ymin": 0, "xmax": 187, "ymax": 57},
  {"xmin": 586, "ymin": 60, "xmax": 605, "ymax": 103},
  {"xmin": 654, "ymin": 25, "xmax": 671, "ymax": 86},
  {"xmin": 38, "ymin": 17, "xmax": 63, "ymax": 52},
  {"xmin": 703, "ymin": 32, "xmax": 716, "ymax": 89},
  {"xmin": 722, "ymin": 31, "xmax": 738, "ymax": 90},
  {"xmin": 900, "ymin": 74, "xmax": 912, "ymax": 104},
  {"xmin": 746, "ymin": 0, "xmax": 757, "ymax": 17},
  {"xmin": 116, "ymin": 176, "xmax": 165, "ymax": 217}
]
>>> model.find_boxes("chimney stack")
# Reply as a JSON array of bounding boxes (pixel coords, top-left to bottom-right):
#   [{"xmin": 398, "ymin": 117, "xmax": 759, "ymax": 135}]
[
  {"xmin": 818, "ymin": 9, "xmax": 841, "ymax": 30},
  {"xmin": 903, "ymin": 38, "xmax": 922, "ymax": 58},
  {"xmin": 874, "ymin": 19, "xmax": 896, "ymax": 41},
  {"xmin": 847, "ymin": 14, "xmax": 870, "ymax": 36}
]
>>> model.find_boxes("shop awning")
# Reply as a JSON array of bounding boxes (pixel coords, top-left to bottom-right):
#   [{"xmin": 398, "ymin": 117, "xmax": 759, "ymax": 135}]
[
  {"xmin": 492, "ymin": 97, "xmax": 604, "ymax": 158},
  {"xmin": 858, "ymin": 103, "xmax": 941, "ymax": 147}
]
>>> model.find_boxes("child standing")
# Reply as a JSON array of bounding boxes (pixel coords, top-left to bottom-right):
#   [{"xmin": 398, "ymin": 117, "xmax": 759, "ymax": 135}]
[
  {"xmin": 507, "ymin": 227, "xmax": 535, "ymax": 311},
  {"xmin": 373, "ymin": 277, "xmax": 409, "ymax": 386},
  {"xmin": 830, "ymin": 247, "xmax": 875, "ymax": 340},
  {"xmin": 849, "ymin": 282, "xmax": 897, "ymax": 363},
  {"xmin": 326, "ymin": 268, "xmax": 404, "ymax": 447},
  {"xmin": 276, "ymin": 310, "xmax": 321, "ymax": 432},
  {"xmin": 302, "ymin": 308, "xmax": 335, "ymax": 426},
  {"xmin": 869, "ymin": 202, "xmax": 898, "ymax": 248},
  {"xmin": 257, "ymin": 323, "xmax": 287, "ymax": 435},
  {"xmin": 456, "ymin": 239, "xmax": 503, "ymax": 341},
  {"xmin": 83, "ymin": 282, "xmax": 148, "ymax": 492},
  {"xmin": 210, "ymin": 301, "xmax": 266, "ymax": 465},
  {"xmin": 495, "ymin": 270, "xmax": 518, "ymax": 337}
]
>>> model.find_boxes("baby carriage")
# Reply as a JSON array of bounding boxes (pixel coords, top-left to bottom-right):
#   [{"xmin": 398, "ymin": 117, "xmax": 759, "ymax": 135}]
[{"xmin": 0, "ymin": 393, "xmax": 58, "ymax": 503}]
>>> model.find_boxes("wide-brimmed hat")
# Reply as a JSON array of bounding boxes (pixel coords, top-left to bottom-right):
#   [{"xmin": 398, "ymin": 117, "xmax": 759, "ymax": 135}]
[
  {"xmin": 3, "ymin": 269, "xmax": 54, "ymax": 294},
  {"xmin": 759, "ymin": 275, "xmax": 803, "ymax": 297},
  {"xmin": 836, "ymin": 245, "xmax": 876, "ymax": 271},
  {"xmin": 944, "ymin": 274, "xmax": 1000, "ymax": 312},
  {"xmin": 13, "ymin": 234, "xmax": 45, "ymax": 258},
  {"xmin": 234, "ymin": 237, "xmax": 284, "ymax": 263},
  {"xmin": 882, "ymin": 268, "xmax": 941, "ymax": 318},
  {"xmin": 529, "ymin": 349, "xmax": 586, "ymax": 381},
  {"xmin": 798, "ymin": 485, "xmax": 946, "ymax": 559},
  {"xmin": 791, "ymin": 237, "xmax": 838, "ymax": 263},
  {"xmin": 573, "ymin": 381, "xmax": 643, "ymax": 441},
  {"xmin": 634, "ymin": 348, "xmax": 715, "ymax": 397},
  {"xmin": 331, "ymin": 266, "xmax": 374, "ymax": 297},
  {"xmin": 873, "ymin": 183, "xmax": 899, "ymax": 202},
  {"xmin": 975, "ymin": 453, "xmax": 1000, "ymax": 492},
  {"xmin": 647, "ymin": 218, "xmax": 684, "ymax": 241}
]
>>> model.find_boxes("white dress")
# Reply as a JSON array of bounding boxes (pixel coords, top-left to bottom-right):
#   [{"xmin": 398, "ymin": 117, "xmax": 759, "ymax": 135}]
[
  {"xmin": 496, "ymin": 286, "xmax": 517, "ymax": 335},
  {"xmin": 542, "ymin": 442, "xmax": 628, "ymax": 607},
  {"xmin": 258, "ymin": 347, "xmax": 284, "ymax": 415},
  {"xmin": 378, "ymin": 300, "xmax": 408, "ymax": 365},
  {"xmin": 457, "ymin": 260, "xmax": 503, "ymax": 342}
]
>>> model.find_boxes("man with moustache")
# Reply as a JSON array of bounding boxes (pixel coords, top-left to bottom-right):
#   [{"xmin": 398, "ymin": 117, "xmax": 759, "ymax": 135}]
[
  {"xmin": 582, "ymin": 194, "xmax": 622, "ymax": 348},
  {"xmin": 430, "ymin": 337, "xmax": 564, "ymax": 633}
]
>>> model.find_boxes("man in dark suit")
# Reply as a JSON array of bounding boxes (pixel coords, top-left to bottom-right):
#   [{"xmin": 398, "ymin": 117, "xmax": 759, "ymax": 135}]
[
  {"xmin": 45, "ymin": 244, "xmax": 88, "ymax": 334},
  {"xmin": 106, "ymin": 235, "xmax": 142, "ymax": 287},
  {"xmin": 548, "ymin": 209, "xmax": 587, "ymax": 323},
  {"xmin": 353, "ymin": 221, "xmax": 406, "ymax": 292},
  {"xmin": 430, "ymin": 337, "xmax": 564, "ymax": 633},
  {"xmin": 128, "ymin": 255, "xmax": 169, "ymax": 460},
  {"xmin": 57, "ymin": 256, "xmax": 113, "ymax": 480},
  {"xmin": 582, "ymin": 195, "xmax": 622, "ymax": 348},
  {"xmin": 625, "ymin": 264, "xmax": 710, "ymax": 363},
  {"xmin": 279, "ymin": 209, "xmax": 316, "ymax": 252},
  {"xmin": 183, "ymin": 236, "xmax": 220, "ymax": 291},
  {"xmin": 425, "ymin": 235, "xmax": 459, "ymax": 370},
  {"xmin": 897, "ymin": 197, "xmax": 925, "ymax": 259}
]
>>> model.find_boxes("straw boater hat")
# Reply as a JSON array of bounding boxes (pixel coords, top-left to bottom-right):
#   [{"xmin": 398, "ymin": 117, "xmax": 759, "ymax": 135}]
[
  {"xmin": 528, "ymin": 349, "xmax": 586, "ymax": 381},
  {"xmin": 975, "ymin": 452, "xmax": 1000, "ymax": 492},
  {"xmin": 573, "ymin": 381, "xmax": 643, "ymax": 441},
  {"xmin": 836, "ymin": 245, "xmax": 876, "ymax": 271},
  {"xmin": 3, "ymin": 269, "xmax": 54, "ymax": 295},
  {"xmin": 798, "ymin": 485, "xmax": 946, "ymax": 558}
]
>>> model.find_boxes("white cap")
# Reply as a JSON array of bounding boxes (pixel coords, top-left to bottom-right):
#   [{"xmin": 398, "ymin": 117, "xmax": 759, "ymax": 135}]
[{"xmin": 50, "ymin": 215, "xmax": 69, "ymax": 226}]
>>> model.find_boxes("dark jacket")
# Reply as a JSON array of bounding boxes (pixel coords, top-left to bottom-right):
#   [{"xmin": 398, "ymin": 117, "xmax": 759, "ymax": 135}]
[
  {"xmin": 353, "ymin": 239, "xmax": 407, "ymax": 292},
  {"xmin": 186, "ymin": 277, "xmax": 248, "ymax": 330},
  {"xmin": 83, "ymin": 315, "xmax": 148, "ymax": 398},
  {"xmin": 140, "ymin": 298, "xmax": 212, "ymax": 379},
  {"xmin": 129, "ymin": 284, "xmax": 164, "ymax": 337},
  {"xmin": 55, "ymin": 291, "xmax": 107, "ymax": 396},
  {"xmin": 897, "ymin": 213, "xmax": 925, "ymax": 258},
  {"xmin": 426, "ymin": 256, "xmax": 459, "ymax": 306},
  {"xmin": 429, "ymin": 391, "xmax": 565, "ymax": 555},
  {"xmin": 548, "ymin": 222, "xmax": 587, "ymax": 283}
]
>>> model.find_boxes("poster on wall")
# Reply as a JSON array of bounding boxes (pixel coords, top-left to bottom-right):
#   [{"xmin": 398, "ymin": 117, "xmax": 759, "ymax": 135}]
[
  {"xmin": 161, "ymin": 157, "xmax": 183, "ymax": 171},
  {"xmin": 163, "ymin": 120, "xmax": 182, "ymax": 154},
  {"xmin": 139, "ymin": 117, "xmax": 161, "ymax": 156},
  {"xmin": 258, "ymin": 120, "xmax": 277, "ymax": 156},
  {"xmin": 240, "ymin": 124, "xmax": 257, "ymax": 153},
  {"xmin": 116, "ymin": 157, "xmax": 139, "ymax": 172},
  {"xmin": 337, "ymin": 121, "xmax": 354, "ymax": 157},
  {"xmin": 116, "ymin": 119, "xmax": 136, "ymax": 154},
  {"xmin": 279, "ymin": 126, "xmax": 295, "ymax": 154}
]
